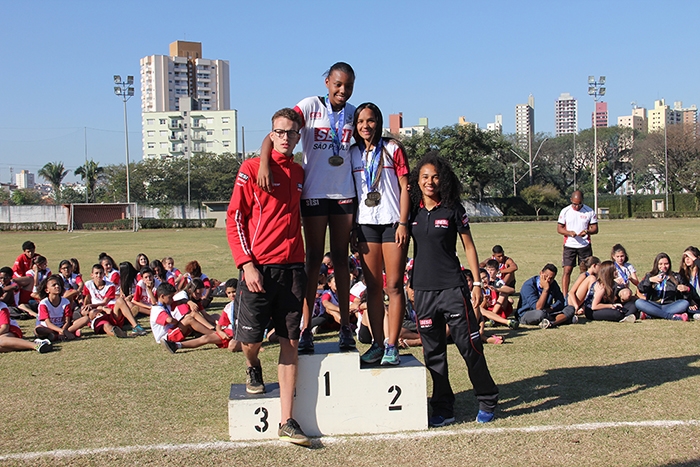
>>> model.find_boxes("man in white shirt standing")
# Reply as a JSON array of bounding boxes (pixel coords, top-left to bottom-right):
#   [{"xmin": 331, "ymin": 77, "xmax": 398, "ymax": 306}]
[{"xmin": 557, "ymin": 190, "xmax": 598, "ymax": 296}]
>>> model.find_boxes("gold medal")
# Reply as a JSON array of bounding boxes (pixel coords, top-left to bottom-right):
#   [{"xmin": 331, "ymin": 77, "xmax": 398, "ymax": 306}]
[{"xmin": 365, "ymin": 191, "xmax": 381, "ymax": 207}]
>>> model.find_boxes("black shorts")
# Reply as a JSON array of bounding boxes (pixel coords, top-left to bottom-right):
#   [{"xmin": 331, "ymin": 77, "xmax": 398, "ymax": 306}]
[
  {"xmin": 300, "ymin": 198, "xmax": 356, "ymax": 217},
  {"xmin": 562, "ymin": 245, "xmax": 593, "ymax": 267},
  {"xmin": 357, "ymin": 224, "xmax": 397, "ymax": 244},
  {"xmin": 235, "ymin": 265, "xmax": 306, "ymax": 343}
]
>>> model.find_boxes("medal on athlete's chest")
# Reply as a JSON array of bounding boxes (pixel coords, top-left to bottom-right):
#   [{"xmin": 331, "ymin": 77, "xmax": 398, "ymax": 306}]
[
  {"xmin": 325, "ymin": 95, "xmax": 345, "ymax": 167},
  {"xmin": 328, "ymin": 155, "xmax": 344, "ymax": 166},
  {"xmin": 365, "ymin": 191, "xmax": 381, "ymax": 207}
]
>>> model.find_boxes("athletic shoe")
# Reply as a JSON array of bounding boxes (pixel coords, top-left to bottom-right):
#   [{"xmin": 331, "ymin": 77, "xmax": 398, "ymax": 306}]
[
  {"xmin": 619, "ymin": 314, "xmax": 636, "ymax": 323},
  {"xmin": 246, "ymin": 366, "xmax": 265, "ymax": 394},
  {"xmin": 380, "ymin": 345, "xmax": 400, "ymax": 366},
  {"xmin": 339, "ymin": 325, "xmax": 356, "ymax": 350},
  {"xmin": 484, "ymin": 319, "xmax": 495, "ymax": 328},
  {"xmin": 693, "ymin": 313, "xmax": 700, "ymax": 321},
  {"xmin": 571, "ymin": 315, "xmax": 579, "ymax": 324},
  {"xmin": 476, "ymin": 410, "xmax": 495, "ymax": 423},
  {"xmin": 507, "ymin": 319, "xmax": 519, "ymax": 329},
  {"xmin": 113, "ymin": 326, "xmax": 126, "ymax": 338},
  {"xmin": 298, "ymin": 328, "xmax": 314, "ymax": 354},
  {"xmin": 428, "ymin": 414, "xmax": 455, "ymax": 427},
  {"xmin": 278, "ymin": 418, "xmax": 311, "ymax": 447},
  {"xmin": 34, "ymin": 339, "xmax": 53, "ymax": 354},
  {"xmin": 360, "ymin": 342, "xmax": 384, "ymax": 364},
  {"xmin": 539, "ymin": 318, "xmax": 551, "ymax": 329},
  {"xmin": 131, "ymin": 324, "xmax": 147, "ymax": 336},
  {"xmin": 639, "ymin": 312, "xmax": 649, "ymax": 320},
  {"xmin": 161, "ymin": 339, "xmax": 178, "ymax": 354},
  {"xmin": 672, "ymin": 314, "xmax": 689, "ymax": 322}
]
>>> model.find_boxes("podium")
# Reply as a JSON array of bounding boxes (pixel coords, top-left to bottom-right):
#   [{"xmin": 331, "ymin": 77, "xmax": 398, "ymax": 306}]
[{"xmin": 229, "ymin": 342, "xmax": 427, "ymax": 440}]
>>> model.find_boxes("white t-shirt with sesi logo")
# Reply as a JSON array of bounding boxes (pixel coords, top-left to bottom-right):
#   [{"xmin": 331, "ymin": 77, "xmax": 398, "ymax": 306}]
[
  {"xmin": 558, "ymin": 204, "xmax": 598, "ymax": 248},
  {"xmin": 294, "ymin": 96, "xmax": 356, "ymax": 200}
]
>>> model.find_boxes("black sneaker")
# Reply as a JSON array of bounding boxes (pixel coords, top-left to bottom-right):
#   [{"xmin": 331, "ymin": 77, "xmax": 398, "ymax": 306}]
[
  {"xmin": 339, "ymin": 324, "xmax": 356, "ymax": 350},
  {"xmin": 278, "ymin": 418, "xmax": 311, "ymax": 446},
  {"xmin": 161, "ymin": 339, "xmax": 178, "ymax": 354},
  {"xmin": 246, "ymin": 366, "xmax": 265, "ymax": 394},
  {"xmin": 298, "ymin": 328, "xmax": 314, "ymax": 354}
]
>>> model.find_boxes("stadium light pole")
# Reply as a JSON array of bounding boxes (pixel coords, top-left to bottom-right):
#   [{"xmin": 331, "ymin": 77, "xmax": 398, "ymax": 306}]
[
  {"xmin": 664, "ymin": 115, "xmax": 669, "ymax": 211},
  {"xmin": 588, "ymin": 75, "xmax": 606, "ymax": 214},
  {"xmin": 114, "ymin": 75, "xmax": 134, "ymax": 204}
]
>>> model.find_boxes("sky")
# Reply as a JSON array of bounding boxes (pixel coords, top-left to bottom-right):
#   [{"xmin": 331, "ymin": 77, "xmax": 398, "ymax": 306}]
[{"xmin": 1, "ymin": 0, "xmax": 698, "ymax": 184}]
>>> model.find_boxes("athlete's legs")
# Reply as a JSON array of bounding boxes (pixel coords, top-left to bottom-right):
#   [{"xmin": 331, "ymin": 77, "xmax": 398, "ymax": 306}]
[
  {"xmin": 328, "ymin": 213, "xmax": 354, "ymax": 327},
  {"xmin": 278, "ymin": 337, "xmax": 299, "ymax": 422},
  {"xmin": 358, "ymin": 241, "xmax": 386, "ymax": 344},
  {"xmin": 382, "ymin": 241, "xmax": 407, "ymax": 347},
  {"xmin": 302, "ymin": 215, "xmax": 329, "ymax": 331}
]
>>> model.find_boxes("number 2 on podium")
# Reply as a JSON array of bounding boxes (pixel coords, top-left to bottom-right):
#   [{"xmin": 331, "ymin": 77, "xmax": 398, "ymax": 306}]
[{"xmin": 323, "ymin": 371, "xmax": 402, "ymax": 411}]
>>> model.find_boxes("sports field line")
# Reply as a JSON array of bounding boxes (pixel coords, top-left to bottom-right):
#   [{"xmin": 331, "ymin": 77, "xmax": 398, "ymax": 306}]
[{"xmin": 3, "ymin": 419, "xmax": 699, "ymax": 461}]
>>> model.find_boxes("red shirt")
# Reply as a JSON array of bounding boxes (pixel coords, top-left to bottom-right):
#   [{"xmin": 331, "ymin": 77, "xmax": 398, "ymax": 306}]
[
  {"xmin": 227, "ymin": 150, "xmax": 305, "ymax": 268},
  {"xmin": 12, "ymin": 253, "xmax": 33, "ymax": 278}
]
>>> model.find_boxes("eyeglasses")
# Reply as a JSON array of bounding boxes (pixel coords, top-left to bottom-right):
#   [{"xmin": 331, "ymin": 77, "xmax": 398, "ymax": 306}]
[
  {"xmin": 272, "ymin": 129, "xmax": 300, "ymax": 138},
  {"xmin": 571, "ymin": 202, "xmax": 582, "ymax": 207}
]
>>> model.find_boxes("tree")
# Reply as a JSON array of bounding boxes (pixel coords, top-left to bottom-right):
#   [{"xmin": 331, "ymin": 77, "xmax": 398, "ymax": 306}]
[
  {"xmin": 38, "ymin": 161, "xmax": 69, "ymax": 204},
  {"xmin": 521, "ymin": 184, "xmax": 562, "ymax": 218},
  {"xmin": 574, "ymin": 126, "xmax": 635, "ymax": 195},
  {"xmin": 402, "ymin": 124, "xmax": 514, "ymax": 199},
  {"xmin": 10, "ymin": 189, "xmax": 43, "ymax": 205},
  {"xmin": 74, "ymin": 160, "xmax": 104, "ymax": 203}
]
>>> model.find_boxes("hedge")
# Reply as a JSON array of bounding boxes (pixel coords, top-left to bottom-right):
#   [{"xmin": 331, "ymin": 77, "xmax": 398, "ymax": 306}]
[
  {"xmin": 138, "ymin": 218, "xmax": 217, "ymax": 229},
  {"xmin": 0, "ymin": 222, "xmax": 66, "ymax": 231},
  {"xmin": 82, "ymin": 219, "xmax": 135, "ymax": 230},
  {"xmin": 633, "ymin": 211, "xmax": 700, "ymax": 219}
]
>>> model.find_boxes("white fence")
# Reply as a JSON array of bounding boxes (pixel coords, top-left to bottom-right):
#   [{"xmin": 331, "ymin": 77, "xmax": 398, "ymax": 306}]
[{"xmin": 0, "ymin": 205, "xmax": 207, "ymax": 225}]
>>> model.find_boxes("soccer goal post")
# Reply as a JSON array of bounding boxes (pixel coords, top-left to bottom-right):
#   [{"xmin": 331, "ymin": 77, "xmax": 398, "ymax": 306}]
[{"xmin": 68, "ymin": 203, "xmax": 138, "ymax": 232}]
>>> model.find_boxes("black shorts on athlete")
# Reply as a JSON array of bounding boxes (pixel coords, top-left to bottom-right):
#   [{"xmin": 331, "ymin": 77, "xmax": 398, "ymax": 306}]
[
  {"xmin": 357, "ymin": 224, "xmax": 397, "ymax": 244},
  {"xmin": 562, "ymin": 244, "xmax": 593, "ymax": 267},
  {"xmin": 300, "ymin": 198, "xmax": 355, "ymax": 217},
  {"xmin": 235, "ymin": 265, "xmax": 306, "ymax": 343}
]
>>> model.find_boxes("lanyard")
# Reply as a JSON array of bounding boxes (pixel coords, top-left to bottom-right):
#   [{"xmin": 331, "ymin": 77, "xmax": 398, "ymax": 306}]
[
  {"xmin": 615, "ymin": 262, "xmax": 629, "ymax": 283},
  {"xmin": 361, "ymin": 139, "xmax": 383, "ymax": 192},
  {"xmin": 324, "ymin": 95, "xmax": 345, "ymax": 157}
]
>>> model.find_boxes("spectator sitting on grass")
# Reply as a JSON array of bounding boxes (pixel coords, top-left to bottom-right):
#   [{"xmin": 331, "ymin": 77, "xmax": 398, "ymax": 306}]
[{"xmin": 515, "ymin": 263, "xmax": 571, "ymax": 329}]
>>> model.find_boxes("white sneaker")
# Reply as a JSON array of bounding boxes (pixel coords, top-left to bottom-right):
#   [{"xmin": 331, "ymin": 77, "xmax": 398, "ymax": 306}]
[
  {"xmin": 693, "ymin": 313, "xmax": 700, "ymax": 321},
  {"xmin": 619, "ymin": 314, "xmax": 636, "ymax": 323},
  {"xmin": 571, "ymin": 315, "xmax": 579, "ymax": 324},
  {"xmin": 539, "ymin": 318, "xmax": 551, "ymax": 329}
]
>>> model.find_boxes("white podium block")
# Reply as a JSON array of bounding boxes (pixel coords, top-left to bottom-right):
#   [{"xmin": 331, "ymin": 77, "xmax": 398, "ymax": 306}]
[{"xmin": 229, "ymin": 342, "xmax": 427, "ymax": 441}]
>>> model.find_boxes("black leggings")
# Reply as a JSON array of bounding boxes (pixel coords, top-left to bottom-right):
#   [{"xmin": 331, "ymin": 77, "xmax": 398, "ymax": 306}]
[{"xmin": 585, "ymin": 301, "xmax": 637, "ymax": 321}]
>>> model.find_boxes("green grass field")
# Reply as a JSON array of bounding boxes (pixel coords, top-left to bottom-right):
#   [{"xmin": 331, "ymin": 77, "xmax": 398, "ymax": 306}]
[{"xmin": 1, "ymin": 219, "xmax": 699, "ymax": 466}]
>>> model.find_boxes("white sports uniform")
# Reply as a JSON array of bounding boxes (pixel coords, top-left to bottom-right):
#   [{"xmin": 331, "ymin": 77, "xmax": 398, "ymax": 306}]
[
  {"xmin": 150, "ymin": 304, "xmax": 176, "ymax": 344},
  {"xmin": 37, "ymin": 297, "xmax": 72, "ymax": 328},
  {"xmin": 350, "ymin": 139, "xmax": 408, "ymax": 225},
  {"xmin": 294, "ymin": 96, "xmax": 356, "ymax": 200},
  {"xmin": 83, "ymin": 280, "xmax": 117, "ymax": 307},
  {"xmin": 558, "ymin": 204, "xmax": 598, "ymax": 248}
]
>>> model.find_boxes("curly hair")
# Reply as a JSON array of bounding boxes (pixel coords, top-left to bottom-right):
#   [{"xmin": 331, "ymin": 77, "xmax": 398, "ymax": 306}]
[{"xmin": 408, "ymin": 151, "xmax": 462, "ymax": 210}]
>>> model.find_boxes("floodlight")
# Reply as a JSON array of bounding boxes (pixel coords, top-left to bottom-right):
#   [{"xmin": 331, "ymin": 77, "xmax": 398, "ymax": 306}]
[
  {"xmin": 588, "ymin": 76, "xmax": 595, "ymax": 85},
  {"xmin": 599, "ymin": 88, "xmax": 606, "ymax": 96},
  {"xmin": 114, "ymin": 87, "xmax": 121, "ymax": 95},
  {"xmin": 127, "ymin": 88, "xmax": 134, "ymax": 97},
  {"xmin": 127, "ymin": 76, "xmax": 134, "ymax": 85},
  {"xmin": 114, "ymin": 75, "xmax": 121, "ymax": 84},
  {"xmin": 599, "ymin": 76, "xmax": 606, "ymax": 85},
  {"xmin": 588, "ymin": 87, "xmax": 596, "ymax": 95}
]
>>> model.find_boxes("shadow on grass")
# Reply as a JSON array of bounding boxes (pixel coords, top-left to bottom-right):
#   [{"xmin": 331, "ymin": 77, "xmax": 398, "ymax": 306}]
[
  {"xmin": 462, "ymin": 355, "xmax": 700, "ymax": 418},
  {"xmin": 656, "ymin": 460, "xmax": 700, "ymax": 467}
]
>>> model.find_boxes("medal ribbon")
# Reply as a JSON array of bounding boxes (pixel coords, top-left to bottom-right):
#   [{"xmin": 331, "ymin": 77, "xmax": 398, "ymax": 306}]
[
  {"xmin": 324, "ymin": 95, "xmax": 345, "ymax": 157},
  {"xmin": 361, "ymin": 139, "xmax": 383, "ymax": 192},
  {"xmin": 614, "ymin": 263, "xmax": 629, "ymax": 284}
]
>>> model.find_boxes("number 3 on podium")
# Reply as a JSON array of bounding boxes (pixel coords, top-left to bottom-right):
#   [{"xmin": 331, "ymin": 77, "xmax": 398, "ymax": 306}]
[{"xmin": 254, "ymin": 407, "xmax": 269, "ymax": 432}]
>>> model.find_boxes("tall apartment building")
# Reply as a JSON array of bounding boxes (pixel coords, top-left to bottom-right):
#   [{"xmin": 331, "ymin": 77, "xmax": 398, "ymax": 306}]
[
  {"xmin": 389, "ymin": 113, "xmax": 403, "ymax": 135},
  {"xmin": 592, "ymin": 102, "xmax": 608, "ymax": 128},
  {"xmin": 554, "ymin": 93, "xmax": 577, "ymax": 136},
  {"xmin": 674, "ymin": 101, "xmax": 698, "ymax": 134},
  {"xmin": 140, "ymin": 41, "xmax": 230, "ymax": 113},
  {"xmin": 617, "ymin": 106, "xmax": 648, "ymax": 133},
  {"xmin": 15, "ymin": 170, "xmax": 35, "ymax": 189},
  {"xmin": 142, "ymin": 97, "xmax": 237, "ymax": 160},
  {"xmin": 515, "ymin": 95, "xmax": 535, "ymax": 152},
  {"xmin": 487, "ymin": 114, "xmax": 503, "ymax": 134},
  {"xmin": 648, "ymin": 99, "xmax": 682, "ymax": 132},
  {"xmin": 140, "ymin": 41, "xmax": 236, "ymax": 159}
]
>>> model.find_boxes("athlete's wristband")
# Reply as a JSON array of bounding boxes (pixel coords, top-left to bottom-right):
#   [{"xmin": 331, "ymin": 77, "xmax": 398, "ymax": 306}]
[
  {"xmin": 398, "ymin": 222, "xmax": 408, "ymax": 227},
  {"xmin": 472, "ymin": 281, "xmax": 482, "ymax": 287}
]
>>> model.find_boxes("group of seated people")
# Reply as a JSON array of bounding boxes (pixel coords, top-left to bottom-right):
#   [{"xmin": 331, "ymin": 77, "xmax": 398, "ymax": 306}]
[
  {"xmin": 3, "ymin": 239, "xmax": 699, "ymax": 355},
  {"xmin": 0, "ymin": 240, "xmax": 242, "ymax": 354}
]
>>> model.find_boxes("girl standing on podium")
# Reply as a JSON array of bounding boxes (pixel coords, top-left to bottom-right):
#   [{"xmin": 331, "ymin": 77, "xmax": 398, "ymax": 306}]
[
  {"xmin": 408, "ymin": 152, "xmax": 498, "ymax": 427},
  {"xmin": 349, "ymin": 102, "xmax": 410, "ymax": 366}
]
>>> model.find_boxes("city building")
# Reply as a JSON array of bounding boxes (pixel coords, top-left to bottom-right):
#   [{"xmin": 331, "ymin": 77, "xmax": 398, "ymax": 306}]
[
  {"xmin": 674, "ymin": 101, "xmax": 698, "ymax": 134},
  {"xmin": 515, "ymin": 95, "xmax": 535, "ymax": 152},
  {"xmin": 554, "ymin": 93, "xmax": 577, "ymax": 136},
  {"xmin": 458, "ymin": 116, "xmax": 479, "ymax": 130},
  {"xmin": 141, "ymin": 41, "xmax": 235, "ymax": 159},
  {"xmin": 592, "ymin": 102, "xmax": 608, "ymax": 128},
  {"xmin": 389, "ymin": 113, "xmax": 403, "ymax": 135},
  {"xmin": 486, "ymin": 114, "xmax": 503, "ymax": 134},
  {"xmin": 648, "ymin": 99, "xmax": 682, "ymax": 133},
  {"xmin": 142, "ymin": 97, "xmax": 238, "ymax": 159},
  {"xmin": 617, "ymin": 106, "xmax": 648, "ymax": 133},
  {"xmin": 15, "ymin": 170, "xmax": 35, "ymax": 189},
  {"xmin": 140, "ymin": 41, "xmax": 230, "ymax": 113}
]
